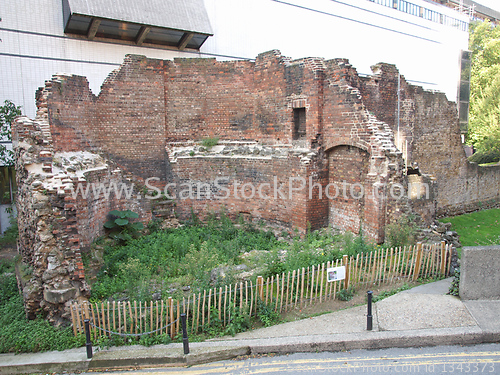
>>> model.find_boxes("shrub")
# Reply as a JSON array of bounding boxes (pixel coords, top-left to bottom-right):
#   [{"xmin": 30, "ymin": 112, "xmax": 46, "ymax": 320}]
[
  {"xmin": 256, "ymin": 298, "xmax": 281, "ymax": 327},
  {"xmin": 468, "ymin": 148, "xmax": 500, "ymax": 164},
  {"xmin": 384, "ymin": 215, "xmax": 417, "ymax": 248},
  {"xmin": 337, "ymin": 286, "xmax": 355, "ymax": 301},
  {"xmin": 200, "ymin": 137, "xmax": 219, "ymax": 149},
  {"xmin": 103, "ymin": 210, "xmax": 144, "ymax": 242}
]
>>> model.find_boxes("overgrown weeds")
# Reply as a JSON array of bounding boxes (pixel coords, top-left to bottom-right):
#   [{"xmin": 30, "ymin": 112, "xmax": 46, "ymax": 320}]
[
  {"xmin": 384, "ymin": 215, "xmax": 418, "ymax": 248},
  {"xmin": 0, "ymin": 262, "xmax": 85, "ymax": 353}
]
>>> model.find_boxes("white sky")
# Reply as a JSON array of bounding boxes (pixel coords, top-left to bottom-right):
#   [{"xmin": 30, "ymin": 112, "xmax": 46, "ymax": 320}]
[{"xmin": 474, "ymin": 0, "xmax": 500, "ymax": 12}]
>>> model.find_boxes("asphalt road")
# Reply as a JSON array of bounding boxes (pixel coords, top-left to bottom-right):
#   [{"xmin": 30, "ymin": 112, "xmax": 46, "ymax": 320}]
[{"xmin": 89, "ymin": 343, "xmax": 500, "ymax": 374}]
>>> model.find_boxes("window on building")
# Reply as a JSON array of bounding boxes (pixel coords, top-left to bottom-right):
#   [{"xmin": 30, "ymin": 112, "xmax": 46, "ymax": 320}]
[{"xmin": 293, "ymin": 108, "xmax": 306, "ymax": 140}]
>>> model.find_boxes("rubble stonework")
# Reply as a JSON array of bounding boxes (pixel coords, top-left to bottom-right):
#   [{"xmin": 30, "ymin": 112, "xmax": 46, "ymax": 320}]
[
  {"xmin": 12, "ymin": 50, "xmax": 500, "ymax": 321},
  {"xmin": 13, "ymin": 85, "xmax": 154, "ymax": 322}
]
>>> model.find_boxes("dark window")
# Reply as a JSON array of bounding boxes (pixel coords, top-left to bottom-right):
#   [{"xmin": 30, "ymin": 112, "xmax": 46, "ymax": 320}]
[{"xmin": 293, "ymin": 108, "xmax": 306, "ymax": 140}]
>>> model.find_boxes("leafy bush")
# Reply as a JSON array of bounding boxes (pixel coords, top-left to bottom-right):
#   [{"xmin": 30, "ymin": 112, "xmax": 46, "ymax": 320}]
[
  {"xmin": 224, "ymin": 304, "xmax": 251, "ymax": 337},
  {"xmin": 0, "ymin": 100, "xmax": 22, "ymax": 165},
  {"xmin": 256, "ymin": 298, "xmax": 281, "ymax": 327},
  {"xmin": 468, "ymin": 142, "xmax": 500, "ymax": 164},
  {"xmin": 337, "ymin": 286, "xmax": 355, "ymax": 301},
  {"xmin": 384, "ymin": 215, "xmax": 417, "ymax": 248},
  {"xmin": 104, "ymin": 209, "xmax": 144, "ymax": 242}
]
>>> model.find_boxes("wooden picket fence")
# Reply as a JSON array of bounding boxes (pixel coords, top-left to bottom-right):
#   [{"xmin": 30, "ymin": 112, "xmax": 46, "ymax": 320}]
[{"xmin": 70, "ymin": 241, "xmax": 452, "ymax": 338}]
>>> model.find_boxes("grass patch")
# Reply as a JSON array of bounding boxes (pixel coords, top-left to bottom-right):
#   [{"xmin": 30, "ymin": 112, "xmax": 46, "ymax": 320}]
[
  {"xmin": 200, "ymin": 137, "xmax": 219, "ymax": 149},
  {"xmin": 371, "ymin": 283, "xmax": 412, "ymax": 303},
  {"xmin": 439, "ymin": 208, "xmax": 500, "ymax": 246}
]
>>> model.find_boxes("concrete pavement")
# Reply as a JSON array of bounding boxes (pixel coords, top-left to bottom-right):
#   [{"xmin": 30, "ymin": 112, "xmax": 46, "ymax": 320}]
[{"xmin": 2, "ymin": 278, "xmax": 499, "ymax": 374}]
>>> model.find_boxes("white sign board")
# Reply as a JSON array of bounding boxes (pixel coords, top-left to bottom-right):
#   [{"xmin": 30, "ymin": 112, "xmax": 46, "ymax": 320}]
[{"xmin": 327, "ymin": 266, "xmax": 345, "ymax": 282}]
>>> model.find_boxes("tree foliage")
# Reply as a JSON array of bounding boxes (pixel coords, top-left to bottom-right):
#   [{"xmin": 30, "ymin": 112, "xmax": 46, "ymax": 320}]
[
  {"xmin": 467, "ymin": 21, "xmax": 500, "ymax": 163},
  {"xmin": 0, "ymin": 100, "xmax": 22, "ymax": 166}
]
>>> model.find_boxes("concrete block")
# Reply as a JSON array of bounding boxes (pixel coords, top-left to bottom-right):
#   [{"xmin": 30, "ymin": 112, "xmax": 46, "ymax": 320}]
[{"xmin": 460, "ymin": 246, "xmax": 500, "ymax": 300}]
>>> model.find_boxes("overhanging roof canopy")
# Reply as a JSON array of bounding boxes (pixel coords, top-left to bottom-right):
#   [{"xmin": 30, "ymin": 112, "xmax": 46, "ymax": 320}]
[{"xmin": 62, "ymin": 0, "xmax": 213, "ymax": 50}]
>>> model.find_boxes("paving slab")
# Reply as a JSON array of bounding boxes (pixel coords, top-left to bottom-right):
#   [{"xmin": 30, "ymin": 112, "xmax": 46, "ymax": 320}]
[
  {"xmin": 0, "ymin": 347, "xmax": 90, "ymax": 375},
  {"xmin": 212, "ymin": 305, "xmax": 375, "ymax": 341},
  {"xmin": 402, "ymin": 277, "xmax": 453, "ymax": 295},
  {"xmin": 464, "ymin": 300, "xmax": 500, "ymax": 333},
  {"xmin": 376, "ymin": 293, "xmax": 477, "ymax": 331}
]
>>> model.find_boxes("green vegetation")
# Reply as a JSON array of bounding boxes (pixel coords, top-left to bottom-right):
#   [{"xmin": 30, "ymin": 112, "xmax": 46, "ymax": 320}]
[
  {"xmin": 370, "ymin": 283, "xmax": 412, "ymax": 303},
  {"xmin": 467, "ymin": 21, "xmax": 500, "ymax": 163},
  {"xmin": 448, "ymin": 268, "xmax": 460, "ymax": 297},
  {"xmin": 0, "ymin": 216, "xmax": 18, "ymax": 246},
  {"xmin": 337, "ymin": 286, "xmax": 356, "ymax": 301},
  {"xmin": 384, "ymin": 215, "xmax": 418, "ymax": 248},
  {"xmin": 89, "ymin": 215, "xmax": 377, "ymax": 303},
  {"xmin": 103, "ymin": 209, "xmax": 144, "ymax": 243},
  {"xmin": 439, "ymin": 208, "xmax": 500, "ymax": 246},
  {"xmin": 0, "ymin": 259, "xmax": 85, "ymax": 353},
  {"xmin": 200, "ymin": 136, "xmax": 219, "ymax": 149},
  {"xmin": 0, "ymin": 100, "xmax": 22, "ymax": 166}
]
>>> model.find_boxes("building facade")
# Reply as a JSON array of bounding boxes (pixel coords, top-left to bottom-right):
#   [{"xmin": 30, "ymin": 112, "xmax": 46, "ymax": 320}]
[{"xmin": 1, "ymin": 0, "xmax": 471, "ymax": 118}]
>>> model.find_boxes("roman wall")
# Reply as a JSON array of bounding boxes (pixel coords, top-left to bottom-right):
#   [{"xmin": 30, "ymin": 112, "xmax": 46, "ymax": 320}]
[{"xmin": 13, "ymin": 50, "xmax": 499, "ymax": 321}]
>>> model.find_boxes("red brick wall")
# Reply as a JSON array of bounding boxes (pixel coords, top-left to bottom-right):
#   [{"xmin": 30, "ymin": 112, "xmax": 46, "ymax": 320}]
[
  {"xmin": 328, "ymin": 145, "xmax": 370, "ymax": 235},
  {"xmin": 355, "ymin": 63, "xmax": 500, "ymax": 218},
  {"xmin": 39, "ymin": 51, "xmax": 410, "ymax": 243},
  {"xmin": 170, "ymin": 155, "xmax": 308, "ymax": 232},
  {"xmin": 41, "ymin": 50, "xmax": 499, "ymax": 242},
  {"xmin": 47, "ymin": 55, "xmax": 168, "ymax": 181}
]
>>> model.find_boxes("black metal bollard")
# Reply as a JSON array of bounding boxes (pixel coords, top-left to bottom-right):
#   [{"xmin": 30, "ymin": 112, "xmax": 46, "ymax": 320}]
[
  {"xmin": 181, "ymin": 313, "xmax": 189, "ymax": 355},
  {"xmin": 367, "ymin": 291, "xmax": 373, "ymax": 331},
  {"xmin": 84, "ymin": 319, "xmax": 93, "ymax": 359}
]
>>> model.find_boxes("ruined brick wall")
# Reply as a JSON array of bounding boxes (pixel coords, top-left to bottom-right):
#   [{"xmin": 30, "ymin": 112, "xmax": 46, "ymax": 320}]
[
  {"xmin": 13, "ymin": 82, "xmax": 152, "ymax": 322},
  {"xmin": 162, "ymin": 52, "xmax": 406, "ymax": 240},
  {"xmin": 31, "ymin": 51, "xmax": 412, "ymax": 243},
  {"xmin": 169, "ymin": 147, "xmax": 309, "ymax": 230},
  {"xmin": 356, "ymin": 64, "xmax": 500, "ymax": 217},
  {"xmin": 46, "ymin": 55, "xmax": 168, "ymax": 181},
  {"xmin": 17, "ymin": 49, "xmax": 500, "ymax": 323}
]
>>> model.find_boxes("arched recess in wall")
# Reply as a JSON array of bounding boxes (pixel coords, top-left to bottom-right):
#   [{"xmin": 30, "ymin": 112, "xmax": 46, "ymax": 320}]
[{"xmin": 327, "ymin": 145, "xmax": 370, "ymax": 235}]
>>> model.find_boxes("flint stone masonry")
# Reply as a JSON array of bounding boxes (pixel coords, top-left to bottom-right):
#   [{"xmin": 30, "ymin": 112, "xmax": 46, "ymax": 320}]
[{"xmin": 13, "ymin": 50, "xmax": 500, "ymax": 322}]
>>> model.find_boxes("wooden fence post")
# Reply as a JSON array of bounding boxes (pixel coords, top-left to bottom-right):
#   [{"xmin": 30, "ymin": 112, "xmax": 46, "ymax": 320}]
[
  {"xmin": 257, "ymin": 276, "xmax": 264, "ymax": 301},
  {"xmin": 440, "ymin": 241, "xmax": 447, "ymax": 275},
  {"xmin": 413, "ymin": 242, "xmax": 423, "ymax": 281},
  {"xmin": 343, "ymin": 254, "xmax": 349, "ymax": 289}
]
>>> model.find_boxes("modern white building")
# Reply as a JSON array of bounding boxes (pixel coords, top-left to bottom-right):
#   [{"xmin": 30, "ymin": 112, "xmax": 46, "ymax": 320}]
[{"xmin": 1, "ymin": 0, "xmax": 472, "ymax": 118}]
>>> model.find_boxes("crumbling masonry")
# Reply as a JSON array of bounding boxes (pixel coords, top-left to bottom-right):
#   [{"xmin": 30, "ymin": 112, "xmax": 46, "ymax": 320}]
[{"xmin": 13, "ymin": 51, "xmax": 500, "ymax": 322}]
